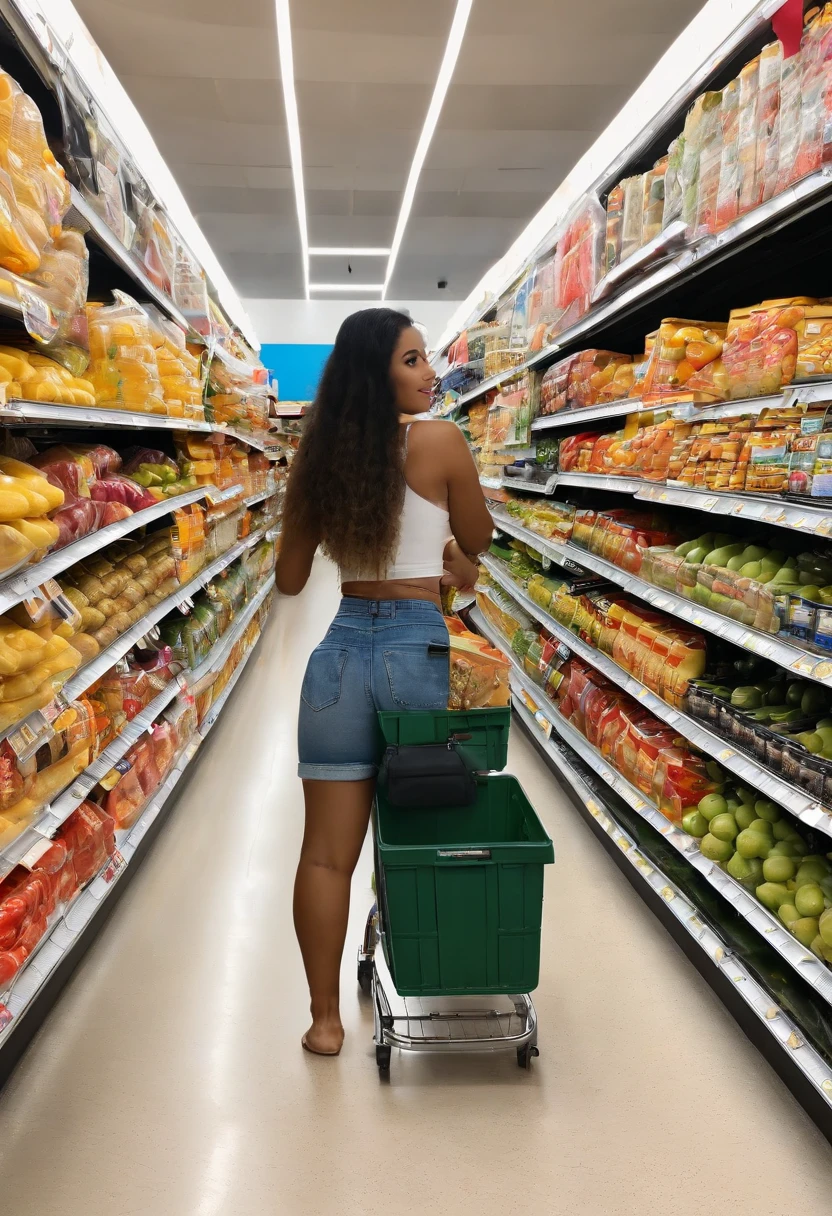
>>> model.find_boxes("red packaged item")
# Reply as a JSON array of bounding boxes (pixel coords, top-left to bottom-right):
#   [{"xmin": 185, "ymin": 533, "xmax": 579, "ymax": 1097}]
[
  {"xmin": 652, "ymin": 747, "xmax": 716, "ymax": 824},
  {"xmin": 89, "ymin": 475, "xmax": 155, "ymax": 512}
]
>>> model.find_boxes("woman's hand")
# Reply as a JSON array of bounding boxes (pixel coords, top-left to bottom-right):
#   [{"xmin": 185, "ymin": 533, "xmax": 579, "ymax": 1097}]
[{"xmin": 441, "ymin": 539, "xmax": 479, "ymax": 591}]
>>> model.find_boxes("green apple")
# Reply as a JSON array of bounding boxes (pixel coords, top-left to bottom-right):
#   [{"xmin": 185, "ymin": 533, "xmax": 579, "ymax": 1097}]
[
  {"xmin": 705, "ymin": 761, "xmax": 725, "ymax": 783},
  {"xmin": 736, "ymin": 829, "xmax": 771, "ymax": 859},
  {"xmin": 772, "ymin": 818, "xmax": 796, "ymax": 841},
  {"xmin": 735, "ymin": 804, "xmax": 757, "ymax": 831},
  {"xmin": 797, "ymin": 860, "xmax": 829, "ymax": 887},
  {"xmin": 769, "ymin": 841, "xmax": 798, "ymax": 858},
  {"xmin": 700, "ymin": 833, "xmax": 734, "ymax": 863},
  {"xmin": 749, "ymin": 819, "xmax": 774, "ymax": 837},
  {"xmin": 754, "ymin": 799, "xmax": 781, "ymax": 822},
  {"xmin": 710, "ymin": 813, "xmax": 739, "ymax": 843},
  {"xmin": 778, "ymin": 903, "xmax": 800, "ymax": 926},
  {"xmin": 795, "ymin": 884, "xmax": 825, "ymax": 918},
  {"xmin": 810, "ymin": 935, "xmax": 827, "ymax": 959},
  {"xmin": 727, "ymin": 852, "xmax": 755, "ymax": 883},
  {"xmin": 740, "ymin": 561, "xmax": 762, "ymax": 578},
  {"xmin": 792, "ymin": 918, "xmax": 820, "ymax": 947},
  {"xmin": 798, "ymin": 732, "xmax": 824, "ymax": 754},
  {"xmin": 681, "ymin": 810, "xmax": 709, "ymax": 838},
  {"xmin": 756, "ymin": 881, "xmax": 792, "ymax": 910},
  {"xmin": 819, "ymin": 908, "xmax": 832, "ymax": 948},
  {"xmin": 764, "ymin": 855, "xmax": 796, "ymax": 883},
  {"xmin": 698, "ymin": 793, "xmax": 728, "ymax": 822}
]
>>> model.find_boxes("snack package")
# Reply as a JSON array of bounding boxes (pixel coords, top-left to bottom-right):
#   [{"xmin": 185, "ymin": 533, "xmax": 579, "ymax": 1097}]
[
  {"xmin": 86, "ymin": 294, "xmax": 166, "ymax": 414},
  {"xmin": 642, "ymin": 319, "xmax": 727, "ymax": 403},
  {"xmin": 662, "ymin": 137, "xmax": 684, "ymax": 229},
  {"xmin": 680, "ymin": 92, "xmax": 722, "ymax": 232},
  {"xmin": 604, "ymin": 183, "xmax": 624, "ymax": 274},
  {"xmin": 642, "ymin": 158, "xmax": 667, "ymax": 244},
  {"xmin": 619, "ymin": 175, "xmax": 644, "ymax": 261},
  {"xmin": 694, "ymin": 88, "xmax": 726, "ymax": 237},
  {"xmin": 447, "ymin": 626, "xmax": 511, "ymax": 709},
  {"xmin": 721, "ymin": 298, "xmax": 812, "ymax": 398},
  {"xmin": 552, "ymin": 196, "xmax": 605, "ymax": 333},
  {"xmin": 714, "ymin": 78, "xmax": 741, "ymax": 230}
]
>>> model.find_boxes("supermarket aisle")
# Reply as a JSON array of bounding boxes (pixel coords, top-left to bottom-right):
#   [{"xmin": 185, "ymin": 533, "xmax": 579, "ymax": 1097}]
[{"xmin": 1, "ymin": 558, "xmax": 831, "ymax": 1216}]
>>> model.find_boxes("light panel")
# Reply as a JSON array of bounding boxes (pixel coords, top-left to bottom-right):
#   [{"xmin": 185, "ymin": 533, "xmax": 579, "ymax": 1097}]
[
  {"xmin": 382, "ymin": 0, "xmax": 474, "ymax": 299},
  {"xmin": 310, "ymin": 283, "xmax": 385, "ymax": 292},
  {"xmin": 310, "ymin": 247, "xmax": 391, "ymax": 257},
  {"xmin": 275, "ymin": 0, "xmax": 310, "ymax": 299}
]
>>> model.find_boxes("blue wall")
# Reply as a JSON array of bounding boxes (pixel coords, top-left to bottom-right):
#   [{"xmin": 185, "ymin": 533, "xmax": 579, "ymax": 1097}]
[{"xmin": 260, "ymin": 343, "xmax": 331, "ymax": 402}]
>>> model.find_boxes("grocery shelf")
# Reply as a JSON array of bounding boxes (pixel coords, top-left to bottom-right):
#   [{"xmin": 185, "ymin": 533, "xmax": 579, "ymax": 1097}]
[
  {"xmin": 497, "ymin": 471, "xmax": 832, "ymax": 539},
  {"xmin": 67, "ymin": 188, "xmax": 189, "ymax": 331},
  {"xmin": 0, "ymin": 484, "xmax": 239, "ymax": 617},
  {"xmin": 500, "ymin": 474, "xmax": 555, "ymax": 495},
  {"xmin": 451, "ymin": 170, "xmax": 832, "ymax": 408},
  {"xmin": 490, "ymin": 509, "xmax": 832, "ymax": 688},
  {"xmin": 531, "ymin": 399, "xmax": 656, "ymax": 432},
  {"xmin": 481, "ymin": 554, "xmax": 832, "ymax": 839},
  {"xmin": 62, "ymin": 525, "xmax": 270, "ymax": 703},
  {"xmin": 0, "ymin": 571, "xmax": 275, "ymax": 884},
  {"xmin": 0, "ymin": 612, "xmax": 267, "ymax": 1055},
  {"xmin": 243, "ymin": 488, "xmax": 277, "ymax": 508},
  {"xmin": 472, "ymin": 607, "xmax": 832, "ymax": 1012},
  {"xmin": 0, "ymin": 399, "xmax": 272, "ymax": 453},
  {"xmin": 509, "ymin": 688, "xmax": 832, "ymax": 1118}
]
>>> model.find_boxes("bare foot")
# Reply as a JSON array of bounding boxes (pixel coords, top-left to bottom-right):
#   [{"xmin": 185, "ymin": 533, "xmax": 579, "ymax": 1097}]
[{"xmin": 302, "ymin": 1021, "xmax": 344, "ymax": 1056}]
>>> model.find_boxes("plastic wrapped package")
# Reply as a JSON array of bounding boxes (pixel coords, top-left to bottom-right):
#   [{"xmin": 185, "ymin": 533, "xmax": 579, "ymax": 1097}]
[
  {"xmin": 205, "ymin": 344, "xmax": 269, "ymax": 436},
  {"xmin": 0, "ymin": 347, "xmax": 95, "ymax": 405},
  {"xmin": 170, "ymin": 503, "xmax": 206, "ymax": 583},
  {"xmin": 448, "ymin": 628, "xmax": 510, "ymax": 710},
  {"xmin": 173, "ymin": 244, "xmax": 211, "ymax": 337},
  {"xmin": 642, "ymin": 318, "xmax": 727, "ymax": 403},
  {"xmin": 486, "ymin": 376, "xmax": 532, "ymax": 448},
  {"xmin": 557, "ymin": 432, "xmax": 597, "ymax": 473},
  {"xmin": 679, "ymin": 92, "xmax": 722, "ymax": 232},
  {"xmin": 0, "ymin": 68, "xmax": 70, "ymax": 249},
  {"xmin": 145, "ymin": 305, "xmax": 204, "ymax": 420},
  {"xmin": 603, "ymin": 183, "xmax": 624, "ymax": 274},
  {"xmin": 721, "ymin": 298, "xmax": 810, "ymax": 399},
  {"xmin": 693, "ymin": 564, "xmax": 781, "ymax": 633},
  {"xmin": 652, "ymin": 746, "xmax": 717, "ymax": 824},
  {"xmin": 619, "ymin": 175, "xmax": 644, "ymax": 261},
  {"xmin": 662, "ymin": 137, "xmax": 684, "ymax": 229},
  {"xmin": 794, "ymin": 303, "xmax": 832, "ymax": 380},
  {"xmin": 734, "ymin": 55, "xmax": 762, "ymax": 217},
  {"xmin": 714, "ymin": 78, "xmax": 741, "ymax": 230},
  {"xmin": 86, "ymin": 294, "xmax": 166, "ymax": 414},
  {"xmin": 552, "ymin": 196, "xmax": 605, "ymax": 333},
  {"xmin": 773, "ymin": 46, "xmax": 806, "ymax": 195},
  {"xmin": 135, "ymin": 206, "xmax": 176, "ymax": 297},
  {"xmin": 642, "ymin": 159, "xmax": 667, "ymax": 244},
  {"xmin": 526, "ymin": 501, "xmax": 575, "ymax": 542},
  {"xmin": 737, "ymin": 425, "xmax": 797, "ymax": 493},
  {"xmin": 791, "ymin": 5, "xmax": 832, "ymax": 184},
  {"xmin": 693, "ymin": 87, "xmax": 726, "ymax": 237}
]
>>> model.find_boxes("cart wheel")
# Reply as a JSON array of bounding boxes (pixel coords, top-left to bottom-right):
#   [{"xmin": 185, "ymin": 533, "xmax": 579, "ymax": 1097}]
[
  {"xmin": 517, "ymin": 1043, "xmax": 539, "ymax": 1070},
  {"xmin": 358, "ymin": 958, "xmax": 373, "ymax": 995},
  {"xmin": 376, "ymin": 1045, "xmax": 391, "ymax": 1074}
]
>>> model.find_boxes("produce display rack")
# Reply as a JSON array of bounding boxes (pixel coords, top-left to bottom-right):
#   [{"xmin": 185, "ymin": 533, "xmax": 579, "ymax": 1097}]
[
  {"xmin": 490, "ymin": 509, "xmax": 832, "ymax": 685},
  {"xmin": 0, "ymin": 611, "xmax": 270, "ymax": 1087},
  {"xmin": 0, "ymin": 400, "xmax": 277, "ymax": 457},
  {"xmin": 473, "ymin": 604, "xmax": 832, "ymax": 1009},
  {"xmin": 480, "ymin": 554, "xmax": 832, "ymax": 835},
  {"xmin": 506, "ymin": 688, "xmax": 832, "ymax": 1144}
]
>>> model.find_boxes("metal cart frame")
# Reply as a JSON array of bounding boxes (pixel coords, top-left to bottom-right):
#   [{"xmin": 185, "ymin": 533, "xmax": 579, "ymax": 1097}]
[{"xmin": 357, "ymin": 903, "xmax": 540, "ymax": 1075}]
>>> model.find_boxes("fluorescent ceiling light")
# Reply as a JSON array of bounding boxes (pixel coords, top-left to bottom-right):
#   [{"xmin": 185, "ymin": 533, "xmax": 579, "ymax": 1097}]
[
  {"xmin": 310, "ymin": 247, "xmax": 391, "ymax": 257},
  {"xmin": 310, "ymin": 283, "xmax": 384, "ymax": 292},
  {"xmin": 383, "ymin": 0, "xmax": 473, "ymax": 299},
  {"xmin": 275, "ymin": 0, "xmax": 310, "ymax": 299}
]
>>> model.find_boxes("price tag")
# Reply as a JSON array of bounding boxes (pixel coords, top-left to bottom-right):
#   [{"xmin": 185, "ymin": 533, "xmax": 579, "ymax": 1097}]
[
  {"xmin": 701, "ymin": 496, "xmax": 719, "ymax": 511},
  {"xmin": 762, "ymin": 507, "xmax": 787, "ymax": 524},
  {"xmin": 103, "ymin": 849, "xmax": 126, "ymax": 885},
  {"xmin": 814, "ymin": 661, "xmax": 832, "ymax": 680},
  {"xmin": 815, "ymin": 517, "xmax": 832, "ymax": 536},
  {"xmin": 19, "ymin": 837, "xmax": 55, "ymax": 870},
  {"xmin": 0, "ymin": 1005, "xmax": 12, "ymax": 1033},
  {"xmin": 791, "ymin": 655, "xmax": 818, "ymax": 675},
  {"xmin": 177, "ymin": 596, "xmax": 195, "ymax": 615},
  {"xmin": 789, "ymin": 517, "xmax": 806, "ymax": 530},
  {"xmin": 718, "ymin": 748, "xmax": 735, "ymax": 762},
  {"xmin": 6, "ymin": 710, "xmax": 56, "ymax": 764}
]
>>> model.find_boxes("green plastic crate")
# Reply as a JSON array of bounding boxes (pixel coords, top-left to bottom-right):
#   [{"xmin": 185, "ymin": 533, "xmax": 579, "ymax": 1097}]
[
  {"xmin": 375, "ymin": 775, "xmax": 554, "ymax": 997},
  {"xmin": 377, "ymin": 707, "xmax": 511, "ymax": 773}
]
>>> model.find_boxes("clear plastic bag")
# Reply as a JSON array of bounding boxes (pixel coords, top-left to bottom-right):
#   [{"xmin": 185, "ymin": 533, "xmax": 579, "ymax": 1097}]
[
  {"xmin": 694, "ymin": 89, "xmax": 726, "ymax": 237},
  {"xmin": 552, "ymin": 195, "xmax": 605, "ymax": 331},
  {"xmin": 619, "ymin": 175, "xmax": 644, "ymax": 261},
  {"xmin": 714, "ymin": 78, "xmax": 741, "ymax": 231},
  {"xmin": 603, "ymin": 183, "xmax": 624, "ymax": 274},
  {"xmin": 86, "ymin": 293, "xmax": 166, "ymax": 414}
]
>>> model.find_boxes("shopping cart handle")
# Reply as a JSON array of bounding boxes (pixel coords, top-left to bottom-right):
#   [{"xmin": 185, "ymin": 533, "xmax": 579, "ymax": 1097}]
[{"xmin": 436, "ymin": 848, "xmax": 491, "ymax": 861}]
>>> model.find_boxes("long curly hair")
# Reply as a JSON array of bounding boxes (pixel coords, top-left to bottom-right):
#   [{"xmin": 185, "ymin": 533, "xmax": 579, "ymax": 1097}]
[{"xmin": 283, "ymin": 307, "xmax": 414, "ymax": 577}]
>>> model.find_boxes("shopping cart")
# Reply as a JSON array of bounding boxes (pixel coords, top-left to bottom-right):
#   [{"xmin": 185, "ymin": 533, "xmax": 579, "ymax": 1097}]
[{"xmin": 356, "ymin": 708, "xmax": 554, "ymax": 1075}]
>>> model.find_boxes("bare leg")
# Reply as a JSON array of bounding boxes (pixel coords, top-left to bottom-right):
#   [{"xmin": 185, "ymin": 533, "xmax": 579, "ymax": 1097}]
[{"xmin": 294, "ymin": 777, "xmax": 375, "ymax": 1055}]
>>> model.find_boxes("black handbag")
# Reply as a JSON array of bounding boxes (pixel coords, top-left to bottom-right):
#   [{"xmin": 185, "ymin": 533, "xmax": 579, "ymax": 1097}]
[{"xmin": 379, "ymin": 740, "xmax": 477, "ymax": 808}]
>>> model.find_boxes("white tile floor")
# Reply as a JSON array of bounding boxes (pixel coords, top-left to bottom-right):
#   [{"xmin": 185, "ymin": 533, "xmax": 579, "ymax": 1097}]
[{"xmin": 1, "ymin": 556, "xmax": 831, "ymax": 1214}]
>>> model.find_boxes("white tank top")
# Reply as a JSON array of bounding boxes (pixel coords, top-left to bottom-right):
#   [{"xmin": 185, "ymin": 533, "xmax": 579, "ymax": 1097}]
[{"xmin": 340, "ymin": 422, "xmax": 452, "ymax": 582}]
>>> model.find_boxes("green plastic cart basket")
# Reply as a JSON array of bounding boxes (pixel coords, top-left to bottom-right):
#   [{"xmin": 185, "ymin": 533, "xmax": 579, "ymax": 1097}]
[
  {"xmin": 377, "ymin": 706, "xmax": 511, "ymax": 773},
  {"xmin": 374, "ymin": 773, "xmax": 554, "ymax": 997}
]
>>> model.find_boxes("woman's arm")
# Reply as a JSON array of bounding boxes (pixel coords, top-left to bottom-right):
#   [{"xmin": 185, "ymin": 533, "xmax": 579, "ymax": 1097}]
[
  {"xmin": 274, "ymin": 520, "xmax": 320, "ymax": 595},
  {"xmin": 442, "ymin": 538, "xmax": 479, "ymax": 589},
  {"xmin": 417, "ymin": 421, "xmax": 493, "ymax": 556}
]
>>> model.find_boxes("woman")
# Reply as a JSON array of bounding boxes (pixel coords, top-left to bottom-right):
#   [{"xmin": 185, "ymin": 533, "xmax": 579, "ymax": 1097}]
[{"xmin": 275, "ymin": 307, "xmax": 493, "ymax": 1056}]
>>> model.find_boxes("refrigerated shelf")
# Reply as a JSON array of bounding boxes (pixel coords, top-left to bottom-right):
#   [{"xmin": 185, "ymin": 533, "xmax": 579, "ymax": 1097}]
[
  {"xmin": 490, "ymin": 510, "xmax": 832, "ymax": 687},
  {"xmin": 480, "ymin": 553, "xmax": 832, "ymax": 838},
  {"xmin": 472, "ymin": 606, "xmax": 832, "ymax": 1013}
]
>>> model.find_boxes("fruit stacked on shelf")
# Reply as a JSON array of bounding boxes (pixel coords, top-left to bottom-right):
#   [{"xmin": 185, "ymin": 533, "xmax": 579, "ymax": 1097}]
[
  {"xmin": 0, "ymin": 800, "xmax": 116, "ymax": 987},
  {"xmin": 204, "ymin": 342, "xmax": 270, "ymax": 439},
  {"xmin": 485, "ymin": 526, "xmax": 832, "ymax": 804},
  {"xmin": 0, "ymin": 347, "xmax": 95, "ymax": 405},
  {"xmin": 681, "ymin": 786, "xmax": 832, "ymax": 966}
]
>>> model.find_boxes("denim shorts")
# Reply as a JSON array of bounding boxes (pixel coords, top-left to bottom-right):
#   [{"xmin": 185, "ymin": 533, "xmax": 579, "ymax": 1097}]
[{"xmin": 298, "ymin": 597, "xmax": 450, "ymax": 781}]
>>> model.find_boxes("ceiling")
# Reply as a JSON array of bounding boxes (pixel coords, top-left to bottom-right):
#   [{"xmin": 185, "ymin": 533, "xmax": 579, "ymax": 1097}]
[{"xmin": 74, "ymin": 0, "xmax": 702, "ymax": 303}]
